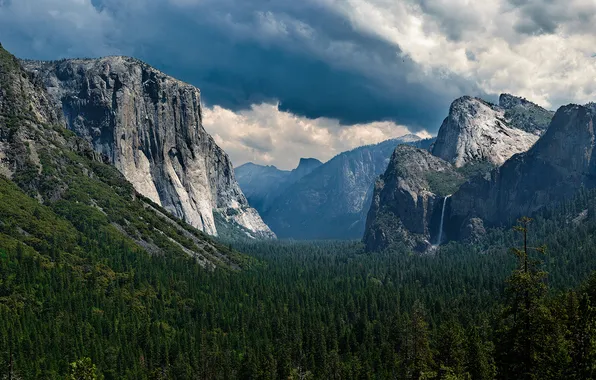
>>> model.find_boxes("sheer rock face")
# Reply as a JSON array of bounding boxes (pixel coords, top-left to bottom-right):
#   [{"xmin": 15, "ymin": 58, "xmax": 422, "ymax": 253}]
[
  {"xmin": 363, "ymin": 145, "xmax": 461, "ymax": 252},
  {"xmin": 449, "ymin": 103, "xmax": 596, "ymax": 239},
  {"xmin": 22, "ymin": 57, "xmax": 275, "ymax": 239},
  {"xmin": 431, "ymin": 95, "xmax": 553, "ymax": 168}
]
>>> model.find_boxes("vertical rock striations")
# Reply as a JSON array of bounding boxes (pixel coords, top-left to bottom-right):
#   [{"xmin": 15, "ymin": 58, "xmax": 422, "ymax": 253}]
[
  {"xmin": 22, "ymin": 57, "xmax": 275, "ymax": 239},
  {"xmin": 0, "ymin": 45, "xmax": 244, "ymax": 267}
]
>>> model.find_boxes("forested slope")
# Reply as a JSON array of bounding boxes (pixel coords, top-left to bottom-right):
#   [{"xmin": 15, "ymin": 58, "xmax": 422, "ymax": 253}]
[{"xmin": 3, "ymin": 184, "xmax": 596, "ymax": 378}]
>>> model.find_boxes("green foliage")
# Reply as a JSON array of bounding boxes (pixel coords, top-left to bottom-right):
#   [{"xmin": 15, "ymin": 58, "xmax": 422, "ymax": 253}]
[
  {"xmin": 504, "ymin": 106, "xmax": 554, "ymax": 134},
  {"xmin": 456, "ymin": 161, "xmax": 496, "ymax": 180},
  {"xmin": 0, "ymin": 44, "xmax": 20, "ymax": 73},
  {"xmin": 496, "ymin": 218, "xmax": 566, "ymax": 380},
  {"xmin": 425, "ymin": 161, "xmax": 494, "ymax": 198},
  {"xmin": 426, "ymin": 171, "xmax": 465, "ymax": 197},
  {"xmin": 2, "ymin": 181, "xmax": 596, "ymax": 378},
  {"xmin": 68, "ymin": 358, "xmax": 99, "ymax": 380}
]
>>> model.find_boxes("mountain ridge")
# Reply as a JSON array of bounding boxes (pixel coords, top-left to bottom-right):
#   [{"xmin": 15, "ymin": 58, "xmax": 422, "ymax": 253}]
[
  {"xmin": 363, "ymin": 93, "xmax": 555, "ymax": 252},
  {"xmin": 448, "ymin": 101, "xmax": 596, "ymax": 241}
]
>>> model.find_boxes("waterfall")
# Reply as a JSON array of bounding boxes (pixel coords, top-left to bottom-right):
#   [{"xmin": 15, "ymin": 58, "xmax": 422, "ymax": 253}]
[{"xmin": 436, "ymin": 195, "xmax": 451, "ymax": 246}]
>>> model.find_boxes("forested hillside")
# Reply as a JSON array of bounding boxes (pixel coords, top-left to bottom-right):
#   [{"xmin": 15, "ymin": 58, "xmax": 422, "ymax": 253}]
[{"xmin": 3, "ymin": 184, "xmax": 596, "ymax": 378}]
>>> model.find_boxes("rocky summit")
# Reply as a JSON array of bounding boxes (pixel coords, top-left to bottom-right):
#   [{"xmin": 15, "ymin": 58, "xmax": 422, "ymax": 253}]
[
  {"xmin": 22, "ymin": 57, "xmax": 275, "ymax": 239},
  {"xmin": 431, "ymin": 95, "xmax": 553, "ymax": 168},
  {"xmin": 362, "ymin": 97, "xmax": 596, "ymax": 251},
  {"xmin": 363, "ymin": 93, "xmax": 556, "ymax": 252}
]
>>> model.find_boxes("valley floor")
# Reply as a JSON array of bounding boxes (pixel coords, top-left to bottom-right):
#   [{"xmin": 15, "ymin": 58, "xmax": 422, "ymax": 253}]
[{"xmin": 3, "ymin": 190, "xmax": 596, "ymax": 379}]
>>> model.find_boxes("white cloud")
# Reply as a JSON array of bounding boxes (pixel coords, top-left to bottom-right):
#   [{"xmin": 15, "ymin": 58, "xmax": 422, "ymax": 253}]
[
  {"xmin": 202, "ymin": 102, "xmax": 428, "ymax": 169},
  {"xmin": 315, "ymin": 0, "xmax": 596, "ymax": 108}
]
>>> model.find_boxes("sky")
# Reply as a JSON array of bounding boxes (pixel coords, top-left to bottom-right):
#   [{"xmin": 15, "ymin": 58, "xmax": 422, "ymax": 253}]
[{"xmin": 0, "ymin": 0, "xmax": 595, "ymax": 169}]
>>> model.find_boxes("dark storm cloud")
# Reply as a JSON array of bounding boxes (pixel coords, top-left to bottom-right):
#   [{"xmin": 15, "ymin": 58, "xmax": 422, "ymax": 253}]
[{"xmin": 0, "ymin": 0, "xmax": 484, "ymax": 132}]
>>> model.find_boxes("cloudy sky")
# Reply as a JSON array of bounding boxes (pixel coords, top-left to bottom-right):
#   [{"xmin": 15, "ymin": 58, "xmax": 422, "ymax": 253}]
[{"xmin": 1, "ymin": 0, "xmax": 594, "ymax": 169}]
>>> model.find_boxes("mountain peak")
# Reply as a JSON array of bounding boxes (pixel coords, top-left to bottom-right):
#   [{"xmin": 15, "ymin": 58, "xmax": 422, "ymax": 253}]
[
  {"xmin": 291, "ymin": 157, "xmax": 323, "ymax": 180},
  {"xmin": 296, "ymin": 157, "xmax": 323, "ymax": 170},
  {"xmin": 499, "ymin": 93, "xmax": 529, "ymax": 109},
  {"xmin": 498, "ymin": 93, "xmax": 549, "ymax": 111},
  {"xmin": 237, "ymin": 162, "xmax": 280, "ymax": 170},
  {"xmin": 431, "ymin": 94, "xmax": 553, "ymax": 167},
  {"xmin": 449, "ymin": 101, "xmax": 596, "ymax": 241}
]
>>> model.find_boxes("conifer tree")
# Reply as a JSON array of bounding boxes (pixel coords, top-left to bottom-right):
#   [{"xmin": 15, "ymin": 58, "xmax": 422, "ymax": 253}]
[
  {"xmin": 496, "ymin": 217, "xmax": 567, "ymax": 380},
  {"xmin": 398, "ymin": 300, "xmax": 435, "ymax": 380}
]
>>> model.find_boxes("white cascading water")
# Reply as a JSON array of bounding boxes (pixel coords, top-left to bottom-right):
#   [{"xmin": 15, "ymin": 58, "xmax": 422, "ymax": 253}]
[{"xmin": 436, "ymin": 195, "xmax": 451, "ymax": 246}]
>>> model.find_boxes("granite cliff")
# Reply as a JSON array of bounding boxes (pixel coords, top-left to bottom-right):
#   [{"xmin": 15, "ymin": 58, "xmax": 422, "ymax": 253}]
[
  {"xmin": 364, "ymin": 94, "xmax": 554, "ymax": 252},
  {"xmin": 431, "ymin": 94, "xmax": 553, "ymax": 168},
  {"xmin": 0, "ymin": 44, "xmax": 245, "ymax": 268},
  {"xmin": 22, "ymin": 57, "xmax": 274, "ymax": 239}
]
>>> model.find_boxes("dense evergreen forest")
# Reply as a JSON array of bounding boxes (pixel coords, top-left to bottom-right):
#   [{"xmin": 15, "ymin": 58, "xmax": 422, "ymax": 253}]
[{"xmin": 2, "ymin": 178, "xmax": 596, "ymax": 379}]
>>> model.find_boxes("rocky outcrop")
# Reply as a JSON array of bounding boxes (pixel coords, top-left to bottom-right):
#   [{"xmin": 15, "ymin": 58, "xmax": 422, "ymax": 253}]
[
  {"xmin": 0, "ymin": 45, "xmax": 63, "ymax": 180},
  {"xmin": 448, "ymin": 103, "xmax": 596, "ymax": 240},
  {"xmin": 363, "ymin": 145, "xmax": 462, "ymax": 252},
  {"xmin": 431, "ymin": 95, "xmax": 553, "ymax": 168},
  {"xmin": 22, "ymin": 57, "xmax": 275, "ymax": 239},
  {"xmin": 291, "ymin": 158, "xmax": 323, "ymax": 180},
  {"xmin": 252, "ymin": 136, "xmax": 434, "ymax": 239}
]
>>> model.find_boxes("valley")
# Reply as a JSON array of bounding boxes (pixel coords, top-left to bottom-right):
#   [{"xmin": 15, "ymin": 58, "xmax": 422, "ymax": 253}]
[{"xmin": 1, "ymin": 40, "xmax": 596, "ymax": 380}]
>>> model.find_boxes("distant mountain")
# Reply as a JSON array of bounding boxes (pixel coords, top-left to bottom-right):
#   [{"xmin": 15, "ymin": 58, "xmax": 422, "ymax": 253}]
[
  {"xmin": 431, "ymin": 94, "xmax": 553, "ymax": 168},
  {"xmin": 235, "ymin": 157, "xmax": 323, "ymax": 212},
  {"xmin": 239, "ymin": 135, "xmax": 434, "ymax": 239}
]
